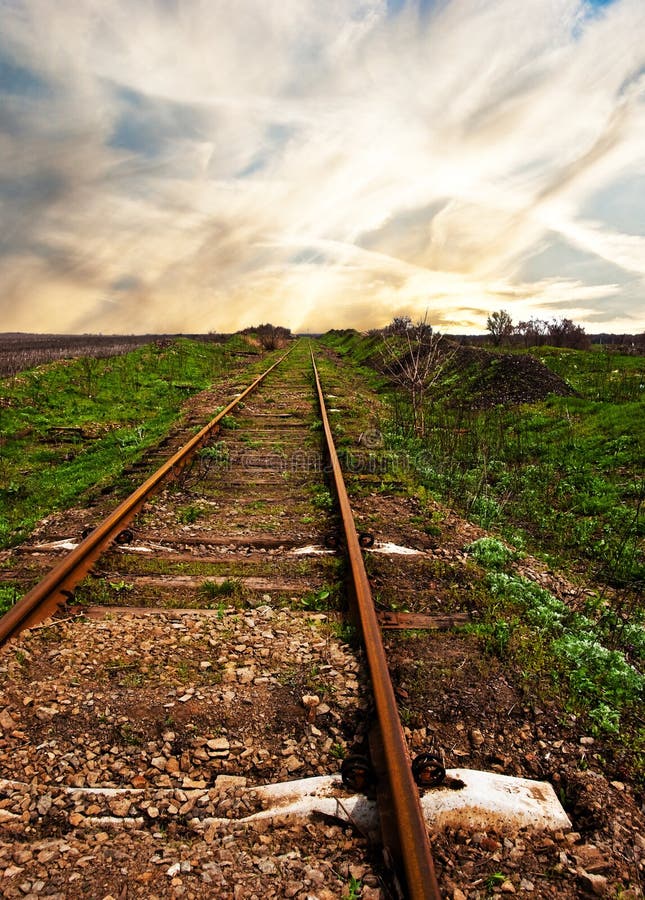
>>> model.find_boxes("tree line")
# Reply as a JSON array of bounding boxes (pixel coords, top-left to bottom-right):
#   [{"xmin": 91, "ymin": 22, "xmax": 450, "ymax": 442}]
[{"xmin": 486, "ymin": 311, "xmax": 591, "ymax": 349}]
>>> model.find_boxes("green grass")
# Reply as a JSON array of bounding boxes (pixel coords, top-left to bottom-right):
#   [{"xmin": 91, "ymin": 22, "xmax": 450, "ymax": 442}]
[
  {"xmin": 377, "ymin": 349, "xmax": 643, "ymax": 589},
  {"xmin": 465, "ymin": 564, "xmax": 644, "ymax": 738},
  {"xmin": 0, "ymin": 584, "xmax": 21, "ymax": 615},
  {"xmin": 319, "ymin": 332, "xmax": 644, "ymax": 763},
  {"xmin": 199, "ymin": 578, "xmax": 244, "ymax": 600},
  {"xmin": 0, "ymin": 337, "xmax": 270, "ymax": 548}
]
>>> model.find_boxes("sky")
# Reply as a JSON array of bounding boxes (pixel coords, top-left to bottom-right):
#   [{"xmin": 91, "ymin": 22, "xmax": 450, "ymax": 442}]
[{"xmin": 1, "ymin": 0, "xmax": 644, "ymax": 336}]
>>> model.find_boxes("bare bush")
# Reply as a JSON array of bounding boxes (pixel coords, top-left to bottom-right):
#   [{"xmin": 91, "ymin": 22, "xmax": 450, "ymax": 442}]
[{"xmin": 378, "ymin": 313, "xmax": 455, "ymax": 436}]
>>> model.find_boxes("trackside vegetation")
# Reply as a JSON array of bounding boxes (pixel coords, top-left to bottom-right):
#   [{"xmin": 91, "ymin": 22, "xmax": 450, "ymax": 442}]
[
  {"xmin": 322, "ymin": 330, "xmax": 643, "ymax": 590},
  {"xmin": 465, "ymin": 537, "xmax": 644, "ymax": 738},
  {"xmin": 321, "ymin": 330, "xmax": 644, "ymax": 752},
  {"xmin": 0, "ymin": 336, "xmax": 264, "ymax": 550}
]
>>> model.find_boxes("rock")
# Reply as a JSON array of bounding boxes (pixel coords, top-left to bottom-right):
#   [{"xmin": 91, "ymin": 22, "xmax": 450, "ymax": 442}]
[
  {"xmin": 361, "ymin": 888, "xmax": 383, "ymax": 900},
  {"xmin": 36, "ymin": 795, "xmax": 52, "ymax": 816},
  {"xmin": 469, "ymin": 728, "xmax": 485, "ymax": 748},
  {"xmin": 453, "ymin": 890, "xmax": 467, "ymax": 900},
  {"xmin": 207, "ymin": 738, "xmax": 230, "ymax": 756},
  {"xmin": 256, "ymin": 859, "xmax": 277, "ymax": 875},
  {"xmin": 0, "ymin": 709, "xmax": 17, "ymax": 731},
  {"xmin": 574, "ymin": 845, "xmax": 611, "ymax": 873},
  {"xmin": 501, "ymin": 881, "xmax": 516, "ymax": 893},
  {"xmin": 285, "ymin": 755, "xmax": 304, "ymax": 773},
  {"xmin": 3, "ymin": 865, "xmax": 24, "ymax": 878},
  {"xmin": 108, "ymin": 798, "xmax": 132, "ymax": 817},
  {"xmin": 577, "ymin": 871, "xmax": 609, "ymax": 896}
]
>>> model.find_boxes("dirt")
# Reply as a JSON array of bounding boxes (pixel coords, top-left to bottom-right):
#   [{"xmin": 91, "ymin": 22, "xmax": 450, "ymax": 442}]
[{"xmin": 445, "ymin": 345, "xmax": 576, "ymax": 408}]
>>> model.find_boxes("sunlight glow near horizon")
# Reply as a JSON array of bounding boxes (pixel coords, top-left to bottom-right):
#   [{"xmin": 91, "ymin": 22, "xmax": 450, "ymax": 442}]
[{"xmin": 1, "ymin": 0, "xmax": 644, "ymax": 335}]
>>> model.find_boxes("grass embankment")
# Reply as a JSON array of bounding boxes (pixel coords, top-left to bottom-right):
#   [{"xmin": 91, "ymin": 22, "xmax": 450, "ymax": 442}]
[
  {"xmin": 324, "ymin": 331, "xmax": 644, "ymax": 589},
  {"xmin": 322, "ymin": 331, "xmax": 644, "ymax": 753},
  {"xmin": 0, "ymin": 336, "xmax": 266, "ymax": 556}
]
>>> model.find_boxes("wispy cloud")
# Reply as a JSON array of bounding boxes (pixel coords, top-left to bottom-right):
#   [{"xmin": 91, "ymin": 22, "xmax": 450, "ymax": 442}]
[{"xmin": 0, "ymin": 0, "xmax": 644, "ymax": 334}]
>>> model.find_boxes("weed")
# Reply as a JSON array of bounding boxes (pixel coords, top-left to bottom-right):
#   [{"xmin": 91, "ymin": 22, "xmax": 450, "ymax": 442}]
[
  {"xmin": 221, "ymin": 415, "xmax": 240, "ymax": 429},
  {"xmin": 109, "ymin": 580, "xmax": 133, "ymax": 593},
  {"xmin": 328, "ymin": 621, "xmax": 357, "ymax": 644},
  {"xmin": 0, "ymin": 584, "xmax": 19, "ymax": 615},
  {"xmin": 344, "ymin": 875, "xmax": 362, "ymax": 899},
  {"xmin": 200, "ymin": 578, "xmax": 243, "ymax": 599},
  {"xmin": 176, "ymin": 661, "xmax": 192, "ymax": 683},
  {"xmin": 119, "ymin": 723, "xmax": 142, "ymax": 745},
  {"xmin": 178, "ymin": 504, "xmax": 203, "ymax": 524},
  {"xmin": 474, "ymin": 571, "xmax": 645, "ymax": 733},
  {"xmin": 300, "ymin": 586, "xmax": 340, "ymax": 611},
  {"xmin": 467, "ymin": 619, "xmax": 514, "ymax": 657},
  {"xmin": 330, "ymin": 743, "xmax": 345, "ymax": 759},
  {"xmin": 198, "ymin": 441, "xmax": 229, "ymax": 463},
  {"xmin": 484, "ymin": 872, "xmax": 506, "ymax": 891},
  {"xmin": 311, "ymin": 485, "xmax": 334, "ymax": 511}
]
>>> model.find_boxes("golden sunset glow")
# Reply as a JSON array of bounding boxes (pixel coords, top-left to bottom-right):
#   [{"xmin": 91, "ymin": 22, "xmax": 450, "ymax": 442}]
[{"xmin": 1, "ymin": 0, "xmax": 644, "ymax": 334}]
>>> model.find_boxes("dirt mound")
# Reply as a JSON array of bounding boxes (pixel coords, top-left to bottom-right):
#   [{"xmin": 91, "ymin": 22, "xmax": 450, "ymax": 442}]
[{"xmin": 448, "ymin": 345, "xmax": 576, "ymax": 408}]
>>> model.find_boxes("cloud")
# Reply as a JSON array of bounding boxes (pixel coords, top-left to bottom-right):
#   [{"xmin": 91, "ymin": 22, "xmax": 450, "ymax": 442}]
[{"xmin": 0, "ymin": 0, "xmax": 644, "ymax": 334}]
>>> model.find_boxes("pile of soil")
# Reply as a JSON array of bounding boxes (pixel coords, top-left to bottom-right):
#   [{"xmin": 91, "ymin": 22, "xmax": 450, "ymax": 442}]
[{"xmin": 449, "ymin": 346, "xmax": 576, "ymax": 408}]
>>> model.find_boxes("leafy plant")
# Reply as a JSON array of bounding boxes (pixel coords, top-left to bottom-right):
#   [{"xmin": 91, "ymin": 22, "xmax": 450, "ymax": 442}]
[
  {"xmin": 311, "ymin": 486, "xmax": 334, "ymax": 511},
  {"xmin": 466, "ymin": 537, "xmax": 516, "ymax": 570},
  {"xmin": 178, "ymin": 504, "xmax": 203, "ymax": 524},
  {"xmin": 300, "ymin": 587, "xmax": 332, "ymax": 611},
  {"xmin": 198, "ymin": 441, "xmax": 229, "ymax": 463}
]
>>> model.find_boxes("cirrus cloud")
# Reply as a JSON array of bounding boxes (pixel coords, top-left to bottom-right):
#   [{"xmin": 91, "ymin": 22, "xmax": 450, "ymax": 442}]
[{"xmin": 0, "ymin": 0, "xmax": 644, "ymax": 334}]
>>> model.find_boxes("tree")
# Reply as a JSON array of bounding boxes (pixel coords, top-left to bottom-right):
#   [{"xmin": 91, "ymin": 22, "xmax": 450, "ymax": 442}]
[
  {"xmin": 547, "ymin": 317, "xmax": 590, "ymax": 350},
  {"xmin": 379, "ymin": 313, "xmax": 454, "ymax": 436},
  {"xmin": 384, "ymin": 315, "xmax": 413, "ymax": 335},
  {"xmin": 247, "ymin": 323, "xmax": 292, "ymax": 351},
  {"xmin": 486, "ymin": 310, "xmax": 514, "ymax": 346},
  {"xmin": 516, "ymin": 318, "xmax": 548, "ymax": 348}
]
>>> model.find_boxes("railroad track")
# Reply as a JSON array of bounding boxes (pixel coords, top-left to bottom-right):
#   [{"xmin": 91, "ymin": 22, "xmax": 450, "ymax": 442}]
[{"xmin": 0, "ymin": 341, "xmax": 569, "ymax": 899}]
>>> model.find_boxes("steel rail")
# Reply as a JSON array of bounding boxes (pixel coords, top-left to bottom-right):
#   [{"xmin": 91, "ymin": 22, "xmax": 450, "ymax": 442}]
[
  {"xmin": 0, "ymin": 346, "xmax": 294, "ymax": 646},
  {"xmin": 311, "ymin": 349, "xmax": 441, "ymax": 900}
]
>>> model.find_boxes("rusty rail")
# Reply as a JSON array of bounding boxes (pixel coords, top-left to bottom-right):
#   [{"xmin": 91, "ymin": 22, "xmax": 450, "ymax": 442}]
[
  {"xmin": 311, "ymin": 349, "xmax": 441, "ymax": 900},
  {"xmin": 0, "ymin": 346, "xmax": 293, "ymax": 646}
]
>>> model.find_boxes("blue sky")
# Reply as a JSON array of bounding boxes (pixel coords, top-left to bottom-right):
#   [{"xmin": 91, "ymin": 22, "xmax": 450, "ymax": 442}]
[{"xmin": 0, "ymin": 0, "xmax": 644, "ymax": 334}]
